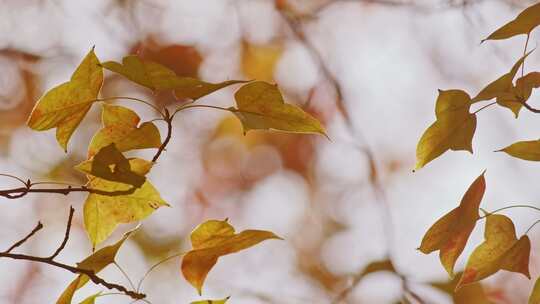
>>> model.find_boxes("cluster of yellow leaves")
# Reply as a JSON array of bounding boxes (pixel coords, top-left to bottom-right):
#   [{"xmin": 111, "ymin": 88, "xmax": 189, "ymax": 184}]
[{"xmin": 181, "ymin": 219, "xmax": 281, "ymax": 294}]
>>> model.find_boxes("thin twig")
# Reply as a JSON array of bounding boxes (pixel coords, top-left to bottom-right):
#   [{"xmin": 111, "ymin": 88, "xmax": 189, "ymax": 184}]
[
  {"xmin": 0, "ymin": 183, "xmax": 136, "ymax": 199},
  {"xmin": 152, "ymin": 109, "xmax": 173, "ymax": 163},
  {"xmin": 48, "ymin": 206, "xmax": 75, "ymax": 259},
  {"xmin": 5, "ymin": 222, "xmax": 43, "ymax": 253}
]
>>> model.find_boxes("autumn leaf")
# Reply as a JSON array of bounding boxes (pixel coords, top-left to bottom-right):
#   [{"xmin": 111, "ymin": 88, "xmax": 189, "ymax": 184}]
[
  {"xmin": 27, "ymin": 47, "xmax": 103, "ymax": 151},
  {"xmin": 75, "ymin": 143, "xmax": 146, "ymax": 188},
  {"xmin": 242, "ymin": 41, "xmax": 283, "ymax": 82},
  {"xmin": 497, "ymin": 139, "xmax": 540, "ymax": 161},
  {"xmin": 88, "ymin": 104, "xmax": 161, "ymax": 158},
  {"xmin": 482, "ymin": 3, "xmax": 540, "ymax": 42},
  {"xmin": 415, "ymin": 89, "xmax": 476, "ymax": 170},
  {"xmin": 472, "ymin": 51, "xmax": 532, "ymax": 117},
  {"xmin": 456, "ymin": 214, "xmax": 530, "ymax": 290},
  {"xmin": 83, "ymin": 162, "xmax": 167, "ymax": 248},
  {"xmin": 230, "ymin": 81, "xmax": 326, "ymax": 136},
  {"xmin": 102, "ymin": 55, "xmax": 246, "ymax": 100},
  {"xmin": 418, "ymin": 172, "xmax": 486, "ymax": 277},
  {"xmin": 529, "ymin": 277, "xmax": 540, "ymax": 304},
  {"xmin": 181, "ymin": 219, "xmax": 281, "ymax": 294},
  {"xmin": 191, "ymin": 296, "xmax": 230, "ymax": 304},
  {"xmin": 516, "ymin": 72, "xmax": 540, "ymax": 101},
  {"xmin": 57, "ymin": 228, "xmax": 137, "ymax": 304},
  {"xmin": 78, "ymin": 292, "xmax": 101, "ymax": 304},
  {"xmin": 430, "ymin": 273, "xmax": 493, "ymax": 304}
]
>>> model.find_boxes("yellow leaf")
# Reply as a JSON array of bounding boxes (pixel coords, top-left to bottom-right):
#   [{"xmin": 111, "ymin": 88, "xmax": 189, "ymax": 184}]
[
  {"xmin": 418, "ymin": 172, "xmax": 486, "ymax": 278},
  {"xmin": 483, "ymin": 3, "xmax": 540, "ymax": 42},
  {"xmin": 456, "ymin": 214, "xmax": 530, "ymax": 290},
  {"xmin": 497, "ymin": 139, "xmax": 540, "ymax": 161},
  {"xmin": 102, "ymin": 55, "xmax": 246, "ymax": 100},
  {"xmin": 430, "ymin": 273, "xmax": 493, "ymax": 304},
  {"xmin": 181, "ymin": 219, "xmax": 281, "ymax": 295},
  {"xmin": 88, "ymin": 104, "xmax": 161, "ymax": 158},
  {"xmin": 27, "ymin": 47, "xmax": 103, "ymax": 151},
  {"xmin": 472, "ymin": 51, "xmax": 532, "ymax": 116},
  {"xmin": 529, "ymin": 277, "xmax": 540, "ymax": 304},
  {"xmin": 231, "ymin": 81, "xmax": 326, "ymax": 136},
  {"xmin": 415, "ymin": 89, "xmax": 476, "ymax": 170},
  {"xmin": 83, "ymin": 174, "xmax": 168, "ymax": 248},
  {"xmin": 76, "ymin": 157, "xmax": 152, "ymax": 178},
  {"xmin": 56, "ymin": 228, "xmax": 136, "ymax": 304},
  {"xmin": 191, "ymin": 296, "xmax": 230, "ymax": 304},
  {"xmin": 516, "ymin": 72, "xmax": 540, "ymax": 101},
  {"xmin": 76, "ymin": 143, "xmax": 146, "ymax": 188},
  {"xmin": 78, "ymin": 292, "xmax": 101, "ymax": 304},
  {"xmin": 242, "ymin": 42, "xmax": 283, "ymax": 82}
]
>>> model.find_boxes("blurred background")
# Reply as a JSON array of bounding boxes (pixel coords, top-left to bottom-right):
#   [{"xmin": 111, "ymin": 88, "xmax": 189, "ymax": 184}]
[{"xmin": 1, "ymin": 0, "xmax": 540, "ymax": 303}]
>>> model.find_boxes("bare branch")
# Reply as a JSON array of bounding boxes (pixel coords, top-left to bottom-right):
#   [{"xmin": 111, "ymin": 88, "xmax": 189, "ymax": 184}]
[
  {"xmin": 48, "ymin": 206, "xmax": 75, "ymax": 259},
  {"xmin": 5, "ymin": 222, "xmax": 43, "ymax": 253}
]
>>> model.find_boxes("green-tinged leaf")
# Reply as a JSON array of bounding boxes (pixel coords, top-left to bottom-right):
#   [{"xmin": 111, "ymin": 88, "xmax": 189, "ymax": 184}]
[
  {"xmin": 56, "ymin": 229, "xmax": 136, "ymax": 304},
  {"xmin": 472, "ymin": 51, "xmax": 533, "ymax": 117},
  {"xmin": 181, "ymin": 219, "xmax": 281, "ymax": 294},
  {"xmin": 456, "ymin": 214, "xmax": 530, "ymax": 290},
  {"xmin": 191, "ymin": 296, "xmax": 230, "ymax": 304},
  {"xmin": 88, "ymin": 104, "xmax": 161, "ymax": 158},
  {"xmin": 27, "ymin": 47, "xmax": 103, "ymax": 151},
  {"xmin": 78, "ymin": 292, "xmax": 102, "ymax": 304},
  {"xmin": 84, "ymin": 175, "xmax": 168, "ymax": 248},
  {"xmin": 231, "ymin": 81, "xmax": 326, "ymax": 136},
  {"xmin": 529, "ymin": 277, "xmax": 540, "ymax": 304},
  {"xmin": 76, "ymin": 143, "xmax": 146, "ymax": 188},
  {"xmin": 102, "ymin": 55, "xmax": 246, "ymax": 100},
  {"xmin": 430, "ymin": 273, "xmax": 493, "ymax": 304},
  {"xmin": 497, "ymin": 139, "xmax": 540, "ymax": 161},
  {"xmin": 418, "ymin": 172, "xmax": 486, "ymax": 278},
  {"xmin": 415, "ymin": 89, "xmax": 476, "ymax": 169},
  {"xmin": 483, "ymin": 3, "xmax": 540, "ymax": 42}
]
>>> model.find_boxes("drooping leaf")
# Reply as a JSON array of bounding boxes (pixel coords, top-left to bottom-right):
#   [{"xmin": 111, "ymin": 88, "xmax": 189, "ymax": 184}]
[
  {"xmin": 78, "ymin": 292, "xmax": 102, "ymax": 304},
  {"xmin": 529, "ymin": 277, "xmax": 540, "ymax": 304},
  {"xmin": 497, "ymin": 139, "xmax": 540, "ymax": 161},
  {"xmin": 27, "ymin": 47, "xmax": 103, "ymax": 151},
  {"xmin": 482, "ymin": 3, "xmax": 540, "ymax": 42},
  {"xmin": 88, "ymin": 104, "xmax": 161, "ymax": 158},
  {"xmin": 83, "ymin": 172, "xmax": 168, "ymax": 248},
  {"xmin": 102, "ymin": 55, "xmax": 246, "ymax": 100},
  {"xmin": 181, "ymin": 219, "xmax": 281, "ymax": 294},
  {"xmin": 56, "ymin": 228, "xmax": 136, "ymax": 304},
  {"xmin": 230, "ymin": 81, "xmax": 326, "ymax": 136},
  {"xmin": 191, "ymin": 296, "xmax": 230, "ymax": 304},
  {"xmin": 418, "ymin": 172, "xmax": 486, "ymax": 277},
  {"xmin": 430, "ymin": 272, "xmax": 493, "ymax": 304},
  {"xmin": 415, "ymin": 89, "xmax": 476, "ymax": 170},
  {"xmin": 76, "ymin": 143, "xmax": 146, "ymax": 188},
  {"xmin": 456, "ymin": 214, "xmax": 530, "ymax": 290}
]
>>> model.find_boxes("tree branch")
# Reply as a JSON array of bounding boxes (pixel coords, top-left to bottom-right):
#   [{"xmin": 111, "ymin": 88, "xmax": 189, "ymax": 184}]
[
  {"xmin": 152, "ymin": 108, "xmax": 173, "ymax": 163},
  {"xmin": 48, "ymin": 206, "xmax": 75, "ymax": 259},
  {"xmin": 5, "ymin": 222, "xmax": 43, "ymax": 253},
  {"xmin": 0, "ymin": 183, "xmax": 136, "ymax": 200}
]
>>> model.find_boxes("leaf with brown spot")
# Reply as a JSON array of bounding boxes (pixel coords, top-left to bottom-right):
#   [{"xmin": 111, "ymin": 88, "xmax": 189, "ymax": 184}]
[
  {"xmin": 418, "ymin": 172, "xmax": 486, "ymax": 277},
  {"xmin": 456, "ymin": 214, "xmax": 530, "ymax": 290},
  {"xmin": 27, "ymin": 47, "xmax": 103, "ymax": 151},
  {"xmin": 482, "ymin": 3, "xmax": 540, "ymax": 42},
  {"xmin": 181, "ymin": 219, "xmax": 281, "ymax": 294},
  {"xmin": 88, "ymin": 104, "xmax": 161, "ymax": 158}
]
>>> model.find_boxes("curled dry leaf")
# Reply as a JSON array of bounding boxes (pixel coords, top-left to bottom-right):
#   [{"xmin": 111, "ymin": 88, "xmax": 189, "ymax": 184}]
[
  {"xmin": 231, "ymin": 81, "xmax": 326, "ymax": 136},
  {"xmin": 456, "ymin": 214, "xmax": 530, "ymax": 290},
  {"xmin": 102, "ymin": 55, "xmax": 246, "ymax": 100},
  {"xmin": 181, "ymin": 219, "xmax": 281, "ymax": 294},
  {"xmin": 415, "ymin": 89, "xmax": 476, "ymax": 170},
  {"xmin": 482, "ymin": 2, "xmax": 540, "ymax": 42},
  {"xmin": 88, "ymin": 104, "xmax": 161, "ymax": 158},
  {"xmin": 56, "ymin": 228, "xmax": 137, "ymax": 304},
  {"xmin": 418, "ymin": 172, "xmax": 486, "ymax": 277},
  {"xmin": 27, "ymin": 47, "xmax": 103, "ymax": 151}
]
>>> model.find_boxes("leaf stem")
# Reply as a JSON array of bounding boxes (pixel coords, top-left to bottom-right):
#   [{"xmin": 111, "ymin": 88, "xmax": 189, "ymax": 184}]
[
  {"xmin": 526, "ymin": 219, "xmax": 540, "ymax": 235},
  {"xmin": 114, "ymin": 261, "xmax": 137, "ymax": 291},
  {"xmin": 522, "ymin": 33, "xmax": 530, "ymax": 77},
  {"xmin": 136, "ymin": 251, "xmax": 187, "ymax": 292},
  {"xmin": 172, "ymin": 104, "xmax": 234, "ymax": 117},
  {"xmin": 479, "ymin": 204, "xmax": 540, "ymax": 219},
  {"xmin": 473, "ymin": 101, "xmax": 497, "ymax": 114},
  {"xmin": 94, "ymin": 96, "xmax": 164, "ymax": 118}
]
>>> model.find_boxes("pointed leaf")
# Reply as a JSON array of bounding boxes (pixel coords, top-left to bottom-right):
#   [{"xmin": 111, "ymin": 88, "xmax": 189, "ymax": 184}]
[
  {"xmin": 498, "ymin": 139, "xmax": 540, "ymax": 161},
  {"xmin": 415, "ymin": 89, "xmax": 476, "ymax": 169},
  {"xmin": 529, "ymin": 277, "xmax": 540, "ymax": 304},
  {"xmin": 191, "ymin": 296, "xmax": 230, "ymax": 304},
  {"xmin": 456, "ymin": 214, "xmax": 530, "ymax": 289},
  {"xmin": 231, "ymin": 81, "xmax": 326, "ymax": 136},
  {"xmin": 102, "ymin": 55, "xmax": 246, "ymax": 100},
  {"xmin": 78, "ymin": 292, "xmax": 102, "ymax": 304},
  {"xmin": 27, "ymin": 47, "xmax": 103, "ymax": 151},
  {"xmin": 84, "ymin": 176, "xmax": 168, "ymax": 248},
  {"xmin": 430, "ymin": 273, "xmax": 493, "ymax": 304},
  {"xmin": 418, "ymin": 172, "xmax": 486, "ymax": 277},
  {"xmin": 56, "ymin": 229, "xmax": 136, "ymax": 304},
  {"xmin": 88, "ymin": 104, "xmax": 161, "ymax": 158},
  {"xmin": 483, "ymin": 3, "xmax": 540, "ymax": 42},
  {"xmin": 181, "ymin": 219, "xmax": 281, "ymax": 294}
]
